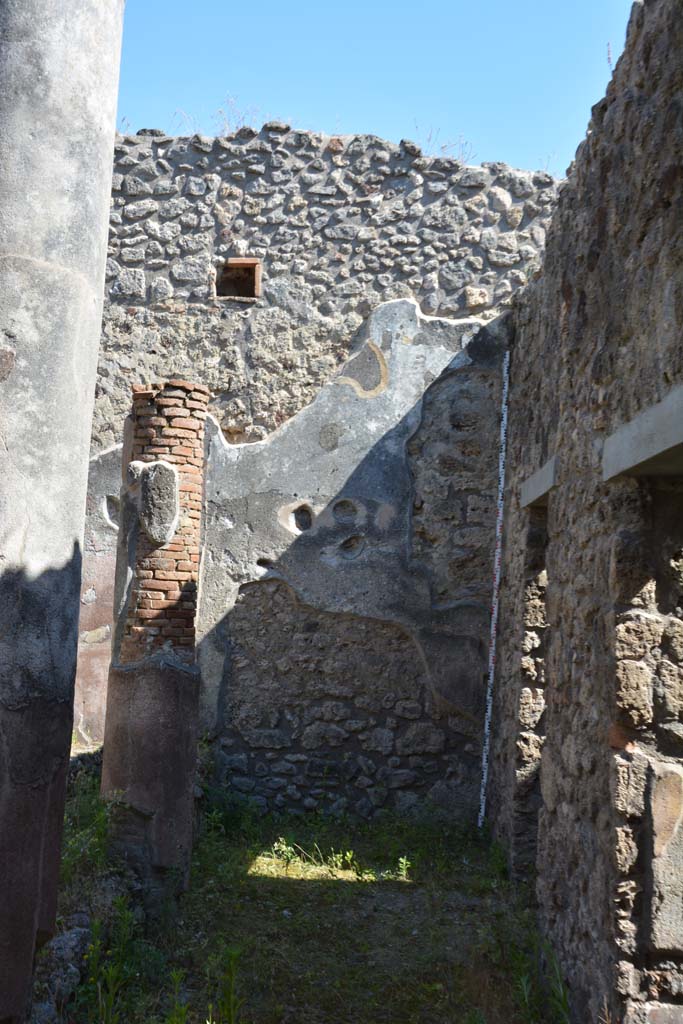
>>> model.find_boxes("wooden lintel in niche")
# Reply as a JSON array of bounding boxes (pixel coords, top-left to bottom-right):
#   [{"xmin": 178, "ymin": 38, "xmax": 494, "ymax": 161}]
[{"xmin": 216, "ymin": 258, "xmax": 262, "ymax": 299}]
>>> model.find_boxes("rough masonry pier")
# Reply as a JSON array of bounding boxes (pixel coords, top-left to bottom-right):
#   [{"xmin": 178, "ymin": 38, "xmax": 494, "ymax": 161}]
[
  {"xmin": 120, "ymin": 379, "xmax": 208, "ymax": 660},
  {"xmin": 488, "ymin": 3, "xmax": 683, "ymax": 1019},
  {"xmin": 101, "ymin": 380, "xmax": 209, "ymax": 902}
]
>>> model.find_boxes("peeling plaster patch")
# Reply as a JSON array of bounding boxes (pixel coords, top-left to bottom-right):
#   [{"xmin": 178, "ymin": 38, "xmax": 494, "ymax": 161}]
[
  {"xmin": 277, "ymin": 499, "xmax": 323, "ymax": 536},
  {"xmin": 126, "ymin": 459, "xmax": 179, "ymax": 546},
  {"xmin": 89, "ymin": 441, "xmax": 124, "ymax": 463},
  {"xmin": 332, "ymin": 499, "xmax": 361, "ymax": 524},
  {"xmin": 652, "ymin": 768, "xmax": 683, "ymax": 857},
  {"xmin": 338, "ymin": 535, "xmax": 366, "ymax": 560},
  {"xmin": 198, "ymin": 299, "xmax": 496, "ymax": 738},
  {"xmin": 337, "ymin": 342, "xmax": 389, "ymax": 399},
  {"xmin": 375, "ymin": 503, "xmax": 396, "ymax": 531},
  {"xmin": 81, "ymin": 625, "xmax": 111, "ymax": 645},
  {"xmin": 103, "ymin": 494, "xmax": 120, "ymax": 531},
  {"xmin": 319, "ymin": 422, "xmax": 344, "ymax": 452},
  {"xmin": 0, "ymin": 346, "xmax": 16, "ymax": 381},
  {"xmin": 650, "ymin": 763, "xmax": 683, "ymax": 953}
]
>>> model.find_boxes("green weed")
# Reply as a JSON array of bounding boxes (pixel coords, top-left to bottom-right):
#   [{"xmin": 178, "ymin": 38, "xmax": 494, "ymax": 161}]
[
  {"xmin": 463, "ymin": 1011, "xmax": 488, "ymax": 1024},
  {"xmin": 62, "ymin": 779, "xmax": 571, "ymax": 1024},
  {"xmin": 60, "ymin": 771, "xmax": 109, "ymax": 886},
  {"xmin": 544, "ymin": 943, "xmax": 572, "ymax": 1024},
  {"xmin": 396, "ymin": 854, "xmax": 411, "ymax": 880},
  {"xmin": 71, "ymin": 895, "xmax": 168, "ymax": 1022},
  {"xmin": 166, "ymin": 969, "xmax": 190, "ymax": 1024},
  {"xmin": 209, "ymin": 947, "xmax": 243, "ymax": 1024},
  {"xmin": 96, "ymin": 963, "xmax": 123, "ymax": 1024},
  {"xmin": 270, "ymin": 836, "xmax": 297, "ymax": 868}
]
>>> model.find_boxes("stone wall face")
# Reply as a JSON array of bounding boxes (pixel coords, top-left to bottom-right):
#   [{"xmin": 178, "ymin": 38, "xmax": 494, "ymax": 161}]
[
  {"xmin": 79, "ymin": 129, "xmax": 557, "ymax": 805},
  {"xmin": 215, "ymin": 580, "xmax": 471, "ymax": 817},
  {"xmin": 199, "ymin": 300, "xmax": 508, "ymax": 817},
  {"xmin": 95, "ymin": 127, "xmax": 556, "ymax": 452},
  {"xmin": 489, "ymin": 2, "xmax": 683, "ymax": 1019}
]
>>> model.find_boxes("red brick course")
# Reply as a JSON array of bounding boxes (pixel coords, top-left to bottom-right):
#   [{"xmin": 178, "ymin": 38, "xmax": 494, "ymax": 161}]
[{"xmin": 120, "ymin": 379, "xmax": 208, "ymax": 663}]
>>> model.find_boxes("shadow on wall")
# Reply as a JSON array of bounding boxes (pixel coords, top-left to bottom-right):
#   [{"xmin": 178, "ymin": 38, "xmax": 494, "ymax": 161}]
[
  {"xmin": 582, "ymin": 477, "xmax": 683, "ymax": 1018},
  {"xmin": 74, "ymin": 447, "xmax": 122, "ymax": 751},
  {"xmin": 197, "ymin": 300, "xmax": 509, "ymax": 820},
  {"xmin": 532, "ymin": 473, "xmax": 683, "ymax": 1019},
  {"xmin": 0, "ymin": 545, "xmax": 83, "ymax": 1023}
]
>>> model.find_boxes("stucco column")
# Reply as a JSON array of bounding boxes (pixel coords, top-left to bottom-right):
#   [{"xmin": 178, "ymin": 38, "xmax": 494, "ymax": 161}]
[{"xmin": 0, "ymin": 1, "xmax": 124, "ymax": 1019}]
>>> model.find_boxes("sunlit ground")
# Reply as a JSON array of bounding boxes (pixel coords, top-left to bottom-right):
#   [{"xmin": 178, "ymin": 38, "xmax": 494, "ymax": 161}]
[{"xmin": 52, "ymin": 767, "xmax": 568, "ymax": 1024}]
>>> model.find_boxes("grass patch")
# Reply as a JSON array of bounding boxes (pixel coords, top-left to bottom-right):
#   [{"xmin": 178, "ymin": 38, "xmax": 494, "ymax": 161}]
[
  {"xmin": 62, "ymin": 777, "xmax": 569, "ymax": 1024},
  {"xmin": 60, "ymin": 769, "xmax": 109, "ymax": 887}
]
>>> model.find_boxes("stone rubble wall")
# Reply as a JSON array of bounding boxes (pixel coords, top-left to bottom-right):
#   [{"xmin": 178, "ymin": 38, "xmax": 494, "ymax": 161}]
[
  {"xmin": 199, "ymin": 300, "xmax": 508, "ymax": 818},
  {"xmin": 214, "ymin": 580, "xmax": 472, "ymax": 818},
  {"xmin": 488, "ymin": 1, "xmax": 683, "ymax": 1020},
  {"xmin": 78, "ymin": 129, "xmax": 557, "ymax": 799},
  {"xmin": 504, "ymin": 505, "xmax": 549, "ymax": 876},
  {"xmin": 95, "ymin": 126, "xmax": 556, "ymax": 452}
]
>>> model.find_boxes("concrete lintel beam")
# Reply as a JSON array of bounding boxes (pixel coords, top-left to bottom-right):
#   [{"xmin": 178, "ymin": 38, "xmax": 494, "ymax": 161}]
[
  {"xmin": 520, "ymin": 456, "xmax": 558, "ymax": 508},
  {"xmin": 603, "ymin": 385, "xmax": 683, "ymax": 480}
]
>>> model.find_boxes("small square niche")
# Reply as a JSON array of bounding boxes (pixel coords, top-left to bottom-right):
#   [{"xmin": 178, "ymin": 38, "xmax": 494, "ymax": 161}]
[{"xmin": 217, "ymin": 257, "xmax": 262, "ymax": 299}]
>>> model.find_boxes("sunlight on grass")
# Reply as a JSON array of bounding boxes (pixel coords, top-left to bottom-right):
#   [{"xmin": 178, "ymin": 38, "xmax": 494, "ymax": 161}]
[
  {"xmin": 58, "ymin": 771, "xmax": 570, "ymax": 1024},
  {"xmin": 248, "ymin": 854, "xmax": 366, "ymax": 882},
  {"xmin": 247, "ymin": 835, "xmax": 414, "ymax": 883}
]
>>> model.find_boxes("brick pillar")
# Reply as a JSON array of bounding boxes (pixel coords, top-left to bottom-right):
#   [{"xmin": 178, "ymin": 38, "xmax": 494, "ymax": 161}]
[
  {"xmin": 120, "ymin": 379, "xmax": 209, "ymax": 662},
  {"xmin": 101, "ymin": 379, "xmax": 209, "ymax": 905}
]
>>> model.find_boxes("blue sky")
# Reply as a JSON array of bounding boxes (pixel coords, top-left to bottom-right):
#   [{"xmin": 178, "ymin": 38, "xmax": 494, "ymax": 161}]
[{"xmin": 117, "ymin": 0, "xmax": 634, "ymax": 178}]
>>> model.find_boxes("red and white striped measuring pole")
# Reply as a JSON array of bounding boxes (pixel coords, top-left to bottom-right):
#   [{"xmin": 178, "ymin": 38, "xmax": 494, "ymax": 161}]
[{"xmin": 478, "ymin": 349, "xmax": 511, "ymax": 829}]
